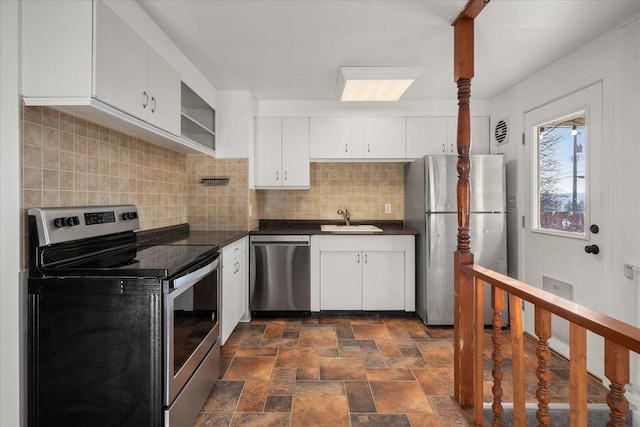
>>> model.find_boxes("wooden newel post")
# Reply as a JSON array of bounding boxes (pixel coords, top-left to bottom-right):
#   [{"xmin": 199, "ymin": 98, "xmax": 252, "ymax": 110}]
[
  {"xmin": 453, "ymin": 13, "xmax": 476, "ymax": 407},
  {"xmin": 452, "ymin": 0, "xmax": 489, "ymax": 409}
]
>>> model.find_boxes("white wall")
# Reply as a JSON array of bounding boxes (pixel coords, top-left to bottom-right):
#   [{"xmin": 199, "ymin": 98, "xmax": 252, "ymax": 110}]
[
  {"xmin": 0, "ymin": 1, "xmax": 24, "ymax": 425},
  {"xmin": 488, "ymin": 14, "xmax": 640, "ymax": 413},
  {"xmin": 256, "ymin": 99, "xmax": 488, "ymax": 117}
]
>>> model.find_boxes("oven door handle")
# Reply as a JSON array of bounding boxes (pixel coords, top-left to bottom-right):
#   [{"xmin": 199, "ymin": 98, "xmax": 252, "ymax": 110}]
[{"xmin": 172, "ymin": 256, "xmax": 219, "ymax": 293}]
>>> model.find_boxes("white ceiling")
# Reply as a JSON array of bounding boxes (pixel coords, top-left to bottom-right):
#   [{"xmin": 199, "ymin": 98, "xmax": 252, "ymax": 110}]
[{"xmin": 138, "ymin": 0, "xmax": 640, "ymax": 102}]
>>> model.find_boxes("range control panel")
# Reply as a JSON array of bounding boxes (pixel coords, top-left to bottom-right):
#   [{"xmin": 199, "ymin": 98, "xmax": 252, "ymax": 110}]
[{"xmin": 29, "ymin": 205, "xmax": 140, "ymax": 246}]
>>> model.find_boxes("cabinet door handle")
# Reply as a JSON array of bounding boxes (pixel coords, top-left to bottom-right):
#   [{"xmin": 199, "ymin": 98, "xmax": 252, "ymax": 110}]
[
  {"xmin": 284, "ymin": 171, "xmax": 288, "ymax": 181},
  {"xmin": 450, "ymin": 143, "xmax": 454, "ymax": 153},
  {"xmin": 364, "ymin": 253, "xmax": 368, "ymax": 264},
  {"xmin": 367, "ymin": 143, "xmax": 371, "ymax": 153},
  {"xmin": 276, "ymin": 171, "xmax": 279, "ymax": 181},
  {"xmin": 345, "ymin": 143, "xmax": 348, "ymax": 153},
  {"xmin": 151, "ymin": 96, "xmax": 156, "ymax": 113},
  {"xmin": 357, "ymin": 254, "xmax": 360, "ymax": 264},
  {"xmin": 142, "ymin": 91, "xmax": 149, "ymax": 108},
  {"xmin": 442, "ymin": 143, "xmax": 446, "ymax": 153}
]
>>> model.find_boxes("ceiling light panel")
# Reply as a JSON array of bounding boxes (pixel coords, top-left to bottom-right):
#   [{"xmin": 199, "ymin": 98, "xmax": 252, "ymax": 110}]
[{"xmin": 337, "ymin": 66, "xmax": 424, "ymax": 102}]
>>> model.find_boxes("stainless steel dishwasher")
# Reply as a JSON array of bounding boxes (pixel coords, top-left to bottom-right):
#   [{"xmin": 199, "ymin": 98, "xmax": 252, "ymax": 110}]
[{"xmin": 249, "ymin": 235, "xmax": 310, "ymax": 315}]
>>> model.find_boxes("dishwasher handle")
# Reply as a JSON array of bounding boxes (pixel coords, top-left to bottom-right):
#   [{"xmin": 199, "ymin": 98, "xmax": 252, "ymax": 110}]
[{"xmin": 250, "ymin": 235, "xmax": 310, "ymax": 246}]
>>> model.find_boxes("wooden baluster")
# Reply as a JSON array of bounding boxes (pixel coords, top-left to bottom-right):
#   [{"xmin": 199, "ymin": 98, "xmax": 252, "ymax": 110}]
[
  {"xmin": 490, "ymin": 286, "xmax": 505, "ymax": 426},
  {"xmin": 605, "ymin": 339, "xmax": 630, "ymax": 427},
  {"xmin": 508, "ymin": 294, "xmax": 526, "ymax": 426},
  {"xmin": 474, "ymin": 278, "xmax": 485, "ymax": 424},
  {"xmin": 569, "ymin": 324, "xmax": 587, "ymax": 426},
  {"xmin": 535, "ymin": 306, "xmax": 552, "ymax": 427}
]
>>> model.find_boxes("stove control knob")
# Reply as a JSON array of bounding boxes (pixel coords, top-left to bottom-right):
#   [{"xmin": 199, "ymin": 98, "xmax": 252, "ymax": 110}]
[
  {"xmin": 53, "ymin": 217, "xmax": 66, "ymax": 228},
  {"xmin": 122, "ymin": 212, "xmax": 131, "ymax": 220},
  {"xmin": 131, "ymin": 211, "xmax": 138, "ymax": 219},
  {"xmin": 66, "ymin": 216, "xmax": 80, "ymax": 227}
]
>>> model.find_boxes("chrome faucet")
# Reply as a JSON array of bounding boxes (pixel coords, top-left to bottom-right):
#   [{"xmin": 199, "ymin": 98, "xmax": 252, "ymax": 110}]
[{"xmin": 337, "ymin": 209, "xmax": 350, "ymax": 226}]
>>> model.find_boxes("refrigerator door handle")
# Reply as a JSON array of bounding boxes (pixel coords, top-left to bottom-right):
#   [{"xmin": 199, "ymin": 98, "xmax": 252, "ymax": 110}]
[
  {"xmin": 428, "ymin": 215, "xmax": 435, "ymax": 270},
  {"xmin": 427, "ymin": 156, "xmax": 436, "ymax": 213}
]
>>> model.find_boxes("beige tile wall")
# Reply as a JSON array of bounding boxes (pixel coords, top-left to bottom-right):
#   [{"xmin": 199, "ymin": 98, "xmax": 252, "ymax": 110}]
[
  {"xmin": 21, "ymin": 105, "xmax": 188, "ymax": 265},
  {"xmin": 258, "ymin": 162, "xmax": 405, "ymax": 221},
  {"xmin": 186, "ymin": 156, "xmax": 258, "ymax": 231}
]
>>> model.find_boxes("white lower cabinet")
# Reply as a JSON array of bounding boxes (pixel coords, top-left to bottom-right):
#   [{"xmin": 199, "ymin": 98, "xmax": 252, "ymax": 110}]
[
  {"xmin": 362, "ymin": 251, "xmax": 405, "ymax": 310},
  {"xmin": 221, "ymin": 236, "xmax": 248, "ymax": 344},
  {"xmin": 320, "ymin": 252, "xmax": 363, "ymax": 310},
  {"xmin": 314, "ymin": 235, "xmax": 414, "ymax": 311}
]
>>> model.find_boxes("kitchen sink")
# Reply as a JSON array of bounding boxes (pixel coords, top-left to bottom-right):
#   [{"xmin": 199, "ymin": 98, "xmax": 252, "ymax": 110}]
[{"xmin": 320, "ymin": 224, "xmax": 383, "ymax": 233}]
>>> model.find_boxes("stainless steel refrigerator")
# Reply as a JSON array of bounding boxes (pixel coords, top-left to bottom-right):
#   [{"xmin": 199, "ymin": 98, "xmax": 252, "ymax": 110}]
[{"xmin": 405, "ymin": 155, "xmax": 507, "ymax": 325}]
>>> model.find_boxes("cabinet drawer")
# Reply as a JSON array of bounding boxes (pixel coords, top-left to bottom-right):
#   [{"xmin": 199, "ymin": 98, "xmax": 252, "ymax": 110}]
[
  {"xmin": 222, "ymin": 237, "xmax": 247, "ymax": 265},
  {"xmin": 317, "ymin": 235, "xmax": 407, "ymax": 252}
]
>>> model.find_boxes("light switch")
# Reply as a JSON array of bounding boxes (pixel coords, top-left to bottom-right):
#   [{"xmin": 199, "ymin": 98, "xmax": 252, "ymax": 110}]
[{"xmin": 384, "ymin": 203, "xmax": 391, "ymax": 214}]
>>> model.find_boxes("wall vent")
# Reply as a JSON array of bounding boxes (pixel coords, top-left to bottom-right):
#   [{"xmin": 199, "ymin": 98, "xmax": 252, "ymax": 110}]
[
  {"xmin": 494, "ymin": 117, "xmax": 509, "ymax": 145},
  {"xmin": 543, "ymin": 276, "xmax": 573, "ymax": 344}
]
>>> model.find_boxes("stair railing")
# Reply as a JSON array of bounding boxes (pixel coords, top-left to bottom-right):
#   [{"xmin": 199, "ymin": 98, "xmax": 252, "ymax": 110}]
[{"xmin": 455, "ymin": 263, "xmax": 640, "ymax": 426}]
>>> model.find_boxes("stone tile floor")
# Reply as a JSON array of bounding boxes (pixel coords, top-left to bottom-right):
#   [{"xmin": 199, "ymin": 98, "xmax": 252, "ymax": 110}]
[{"xmin": 193, "ymin": 315, "xmax": 608, "ymax": 426}]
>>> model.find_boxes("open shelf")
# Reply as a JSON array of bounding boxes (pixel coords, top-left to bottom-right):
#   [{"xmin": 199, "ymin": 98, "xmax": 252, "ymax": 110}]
[{"xmin": 181, "ymin": 82, "xmax": 215, "ymax": 152}]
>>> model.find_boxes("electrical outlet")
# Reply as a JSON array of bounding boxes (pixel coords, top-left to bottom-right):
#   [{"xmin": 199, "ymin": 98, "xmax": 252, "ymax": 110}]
[{"xmin": 384, "ymin": 203, "xmax": 392, "ymax": 214}]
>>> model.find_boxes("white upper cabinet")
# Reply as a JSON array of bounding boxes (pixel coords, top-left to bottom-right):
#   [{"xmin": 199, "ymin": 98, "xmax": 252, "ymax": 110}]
[
  {"xmin": 309, "ymin": 116, "xmax": 405, "ymax": 160},
  {"xmin": 94, "ymin": 1, "xmax": 181, "ymax": 135},
  {"xmin": 254, "ymin": 118, "xmax": 282, "ymax": 186},
  {"xmin": 254, "ymin": 117, "xmax": 310, "ymax": 188},
  {"xmin": 309, "ymin": 117, "xmax": 351, "ymax": 159},
  {"xmin": 406, "ymin": 117, "xmax": 449, "ymax": 157},
  {"xmin": 147, "ymin": 49, "xmax": 181, "ymax": 135},
  {"xmin": 406, "ymin": 116, "xmax": 490, "ymax": 158},
  {"xmin": 282, "ymin": 118, "xmax": 311, "ymax": 186},
  {"xmin": 362, "ymin": 117, "xmax": 406, "ymax": 158},
  {"xmin": 21, "ymin": 0, "xmax": 207, "ymax": 154},
  {"xmin": 94, "ymin": 0, "xmax": 149, "ymax": 123}
]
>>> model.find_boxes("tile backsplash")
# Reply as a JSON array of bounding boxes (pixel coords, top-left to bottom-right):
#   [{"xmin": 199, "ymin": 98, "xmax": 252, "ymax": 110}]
[
  {"xmin": 21, "ymin": 105, "xmax": 189, "ymax": 266},
  {"xmin": 20, "ymin": 105, "xmax": 405, "ymax": 264},
  {"xmin": 186, "ymin": 156, "xmax": 259, "ymax": 231},
  {"xmin": 258, "ymin": 162, "xmax": 405, "ymax": 221},
  {"xmin": 21, "ymin": 105, "xmax": 188, "ymax": 228}
]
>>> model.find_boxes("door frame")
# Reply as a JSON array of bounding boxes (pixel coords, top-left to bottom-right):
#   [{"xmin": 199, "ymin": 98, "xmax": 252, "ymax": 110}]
[{"xmin": 518, "ymin": 72, "xmax": 614, "ymax": 378}]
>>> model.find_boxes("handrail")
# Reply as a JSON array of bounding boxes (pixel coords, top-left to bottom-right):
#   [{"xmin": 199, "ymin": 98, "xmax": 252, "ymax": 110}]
[
  {"xmin": 461, "ymin": 264, "xmax": 640, "ymax": 353},
  {"xmin": 456, "ymin": 263, "xmax": 638, "ymax": 426}
]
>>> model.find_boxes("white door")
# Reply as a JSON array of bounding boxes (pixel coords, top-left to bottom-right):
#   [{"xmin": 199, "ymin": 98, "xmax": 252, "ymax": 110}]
[
  {"xmin": 221, "ymin": 259, "xmax": 235, "ymax": 344},
  {"xmin": 362, "ymin": 251, "xmax": 405, "ymax": 310},
  {"xmin": 94, "ymin": 0, "xmax": 148, "ymax": 121},
  {"xmin": 364, "ymin": 117, "xmax": 406, "ymax": 158},
  {"xmin": 281, "ymin": 117, "xmax": 310, "ymax": 187},
  {"xmin": 235, "ymin": 254, "xmax": 247, "ymax": 325},
  {"xmin": 320, "ymin": 251, "xmax": 362, "ymax": 310},
  {"xmin": 522, "ymin": 82, "xmax": 606, "ymax": 379},
  {"xmin": 147, "ymin": 48, "xmax": 180, "ymax": 135},
  {"xmin": 309, "ymin": 117, "xmax": 350, "ymax": 159},
  {"xmin": 254, "ymin": 117, "xmax": 282, "ymax": 186},
  {"xmin": 406, "ymin": 117, "xmax": 449, "ymax": 158}
]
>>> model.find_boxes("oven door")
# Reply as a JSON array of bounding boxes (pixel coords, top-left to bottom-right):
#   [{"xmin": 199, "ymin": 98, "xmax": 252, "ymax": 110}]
[{"xmin": 164, "ymin": 254, "xmax": 220, "ymax": 406}]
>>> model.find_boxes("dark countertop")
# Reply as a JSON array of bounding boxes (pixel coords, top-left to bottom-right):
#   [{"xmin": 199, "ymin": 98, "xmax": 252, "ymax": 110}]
[
  {"xmin": 252, "ymin": 220, "xmax": 420, "ymax": 236},
  {"xmin": 137, "ymin": 224, "xmax": 249, "ymax": 248},
  {"xmin": 136, "ymin": 220, "xmax": 418, "ymax": 249}
]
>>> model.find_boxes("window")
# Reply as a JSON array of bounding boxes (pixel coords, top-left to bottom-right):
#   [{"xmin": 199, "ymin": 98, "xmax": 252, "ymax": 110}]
[{"xmin": 534, "ymin": 111, "xmax": 586, "ymax": 235}]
